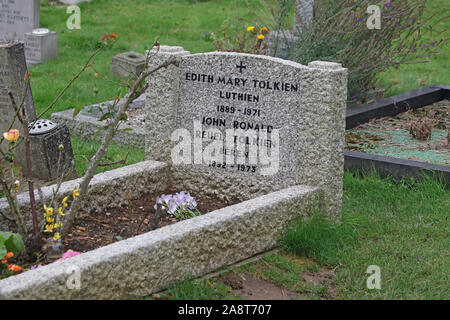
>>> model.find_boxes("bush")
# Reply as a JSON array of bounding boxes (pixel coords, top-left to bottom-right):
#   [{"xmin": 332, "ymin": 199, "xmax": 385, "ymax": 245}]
[{"xmin": 271, "ymin": 0, "xmax": 448, "ymax": 104}]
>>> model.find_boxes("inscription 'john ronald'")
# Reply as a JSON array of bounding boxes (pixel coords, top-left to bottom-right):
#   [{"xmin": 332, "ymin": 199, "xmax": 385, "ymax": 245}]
[{"xmin": 202, "ymin": 116, "xmax": 273, "ymax": 132}]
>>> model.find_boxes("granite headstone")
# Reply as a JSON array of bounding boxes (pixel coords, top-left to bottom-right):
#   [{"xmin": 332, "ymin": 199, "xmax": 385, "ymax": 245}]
[{"xmin": 145, "ymin": 46, "xmax": 347, "ymax": 219}]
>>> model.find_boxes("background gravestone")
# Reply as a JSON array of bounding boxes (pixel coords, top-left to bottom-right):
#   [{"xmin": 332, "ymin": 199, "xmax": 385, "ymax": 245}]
[
  {"xmin": 294, "ymin": 0, "xmax": 316, "ymax": 34},
  {"xmin": 267, "ymin": 0, "xmax": 316, "ymax": 59},
  {"xmin": 0, "ymin": 0, "xmax": 40, "ymax": 42},
  {"xmin": 112, "ymin": 51, "xmax": 146, "ymax": 79},
  {"xmin": 145, "ymin": 47, "xmax": 347, "ymax": 219},
  {"xmin": 0, "ymin": 42, "xmax": 36, "ymax": 141},
  {"xmin": 25, "ymin": 28, "xmax": 58, "ymax": 65}
]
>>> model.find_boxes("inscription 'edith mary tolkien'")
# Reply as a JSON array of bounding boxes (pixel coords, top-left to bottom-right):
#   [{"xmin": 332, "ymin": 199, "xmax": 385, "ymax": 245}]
[{"xmin": 185, "ymin": 73, "xmax": 298, "ymax": 92}]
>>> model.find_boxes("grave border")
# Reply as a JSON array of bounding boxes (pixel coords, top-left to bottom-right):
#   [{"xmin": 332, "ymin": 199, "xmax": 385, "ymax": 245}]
[
  {"xmin": 0, "ymin": 159, "xmax": 320, "ymax": 299},
  {"xmin": 344, "ymin": 85, "xmax": 450, "ymax": 185}
]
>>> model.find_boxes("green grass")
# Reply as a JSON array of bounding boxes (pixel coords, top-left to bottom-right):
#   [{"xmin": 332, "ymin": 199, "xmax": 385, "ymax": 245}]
[
  {"xmin": 71, "ymin": 136, "xmax": 145, "ymax": 176},
  {"xmin": 378, "ymin": 0, "xmax": 450, "ymax": 96},
  {"xmin": 161, "ymin": 172, "xmax": 449, "ymax": 300},
  {"xmin": 33, "ymin": 0, "xmax": 258, "ymax": 118},
  {"xmin": 31, "ymin": 0, "xmax": 448, "ymax": 119},
  {"xmin": 148, "ymin": 277, "xmax": 237, "ymax": 300}
]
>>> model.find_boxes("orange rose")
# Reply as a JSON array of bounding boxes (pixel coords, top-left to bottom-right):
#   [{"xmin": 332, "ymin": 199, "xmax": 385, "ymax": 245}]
[
  {"xmin": 1, "ymin": 258, "xmax": 7, "ymax": 264},
  {"xmin": 6, "ymin": 252, "xmax": 13, "ymax": 259}
]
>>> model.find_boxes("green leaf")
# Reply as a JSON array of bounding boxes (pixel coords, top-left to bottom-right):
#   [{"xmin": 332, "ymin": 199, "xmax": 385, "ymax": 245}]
[
  {"xmin": 73, "ymin": 105, "xmax": 85, "ymax": 118},
  {"xmin": 0, "ymin": 241, "xmax": 6, "ymax": 260},
  {"xmin": 0, "ymin": 232, "xmax": 24, "ymax": 256}
]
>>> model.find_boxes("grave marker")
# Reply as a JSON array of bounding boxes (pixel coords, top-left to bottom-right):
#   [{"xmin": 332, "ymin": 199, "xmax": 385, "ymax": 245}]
[
  {"xmin": 0, "ymin": 0, "xmax": 40, "ymax": 41},
  {"xmin": 145, "ymin": 46, "xmax": 347, "ymax": 219},
  {"xmin": 0, "ymin": 42, "xmax": 36, "ymax": 138},
  {"xmin": 24, "ymin": 28, "xmax": 58, "ymax": 65}
]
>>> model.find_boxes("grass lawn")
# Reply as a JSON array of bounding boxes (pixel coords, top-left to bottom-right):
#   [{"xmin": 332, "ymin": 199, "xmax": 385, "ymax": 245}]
[{"xmin": 22, "ymin": 1, "xmax": 449, "ymax": 299}]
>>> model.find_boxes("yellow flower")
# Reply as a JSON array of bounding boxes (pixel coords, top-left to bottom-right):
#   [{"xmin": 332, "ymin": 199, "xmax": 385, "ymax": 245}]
[
  {"xmin": 3, "ymin": 129, "xmax": 19, "ymax": 142},
  {"xmin": 53, "ymin": 232, "xmax": 61, "ymax": 241},
  {"xmin": 61, "ymin": 196, "xmax": 69, "ymax": 207},
  {"xmin": 261, "ymin": 27, "xmax": 268, "ymax": 32},
  {"xmin": 43, "ymin": 205, "xmax": 53, "ymax": 217},
  {"xmin": 46, "ymin": 216, "xmax": 55, "ymax": 223},
  {"xmin": 257, "ymin": 34, "xmax": 265, "ymax": 40},
  {"xmin": 44, "ymin": 224, "xmax": 54, "ymax": 233},
  {"xmin": 247, "ymin": 26, "xmax": 255, "ymax": 31},
  {"xmin": 58, "ymin": 207, "xmax": 66, "ymax": 216},
  {"xmin": 72, "ymin": 188, "xmax": 80, "ymax": 199}
]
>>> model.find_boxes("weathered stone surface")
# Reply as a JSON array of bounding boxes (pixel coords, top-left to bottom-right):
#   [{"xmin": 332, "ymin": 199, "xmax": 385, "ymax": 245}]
[
  {"xmin": 111, "ymin": 51, "xmax": 146, "ymax": 79},
  {"xmin": 24, "ymin": 29, "xmax": 58, "ymax": 65},
  {"xmin": 0, "ymin": 0, "xmax": 40, "ymax": 41},
  {"xmin": 294, "ymin": 0, "xmax": 315, "ymax": 34},
  {"xmin": 0, "ymin": 160, "xmax": 169, "ymax": 233},
  {"xmin": 0, "ymin": 42, "xmax": 36, "ymax": 149},
  {"xmin": 0, "ymin": 184, "xmax": 320, "ymax": 300},
  {"xmin": 145, "ymin": 49, "xmax": 347, "ymax": 219},
  {"xmin": 15, "ymin": 123, "xmax": 77, "ymax": 182},
  {"xmin": 145, "ymin": 45, "xmax": 190, "ymax": 162}
]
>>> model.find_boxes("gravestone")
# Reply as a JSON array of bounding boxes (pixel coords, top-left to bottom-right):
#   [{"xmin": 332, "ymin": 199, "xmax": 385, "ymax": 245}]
[
  {"xmin": 145, "ymin": 46, "xmax": 347, "ymax": 220},
  {"xmin": 24, "ymin": 28, "xmax": 58, "ymax": 65},
  {"xmin": 0, "ymin": 42, "xmax": 36, "ymax": 139},
  {"xmin": 0, "ymin": 0, "xmax": 40, "ymax": 41},
  {"xmin": 267, "ymin": 0, "xmax": 316, "ymax": 59},
  {"xmin": 1, "ymin": 43, "xmax": 75, "ymax": 182},
  {"xmin": 112, "ymin": 51, "xmax": 146, "ymax": 79},
  {"xmin": 294, "ymin": 0, "xmax": 315, "ymax": 34}
]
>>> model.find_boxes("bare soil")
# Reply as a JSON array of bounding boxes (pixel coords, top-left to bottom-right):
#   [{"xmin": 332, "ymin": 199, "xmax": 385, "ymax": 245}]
[
  {"xmin": 62, "ymin": 188, "xmax": 232, "ymax": 253},
  {"xmin": 220, "ymin": 272, "xmax": 300, "ymax": 300}
]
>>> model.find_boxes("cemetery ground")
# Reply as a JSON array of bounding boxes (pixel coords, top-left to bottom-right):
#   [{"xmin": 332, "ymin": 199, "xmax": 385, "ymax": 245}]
[{"xmin": 2, "ymin": 0, "xmax": 447, "ymax": 300}]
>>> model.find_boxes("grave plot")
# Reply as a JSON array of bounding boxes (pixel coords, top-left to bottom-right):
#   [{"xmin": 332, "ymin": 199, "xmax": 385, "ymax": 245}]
[
  {"xmin": 345, "ymin": 85, "xmax": 450, "ymax": 185},
  {"xmin": 0, "ymin": 47, "xmax": 347, "ymax": 299}
]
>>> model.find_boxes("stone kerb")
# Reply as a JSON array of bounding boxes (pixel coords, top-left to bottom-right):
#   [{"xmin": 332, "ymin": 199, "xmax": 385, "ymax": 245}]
[
  {"xmin": 145, "ymin": 46, "xmax": 347, "ymax": 220},
  {"xmin": 0, "ymin": 184, "xmax": 320, "ymax": 299}
]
